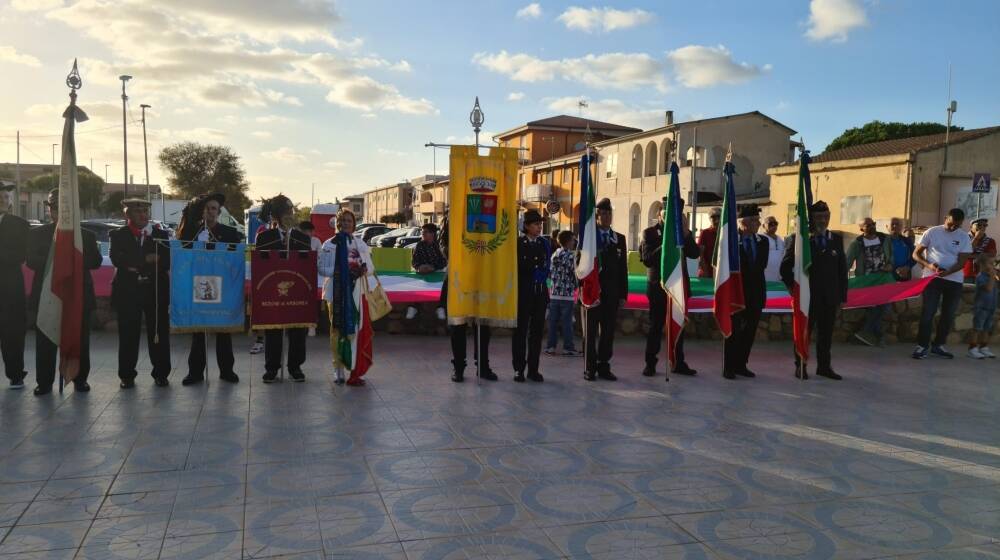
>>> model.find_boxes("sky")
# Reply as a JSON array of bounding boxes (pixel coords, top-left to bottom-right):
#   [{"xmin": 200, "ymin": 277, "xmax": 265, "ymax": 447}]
[{"xmin": 1, "ymin": 0, "xmax": 998, "ymax": 206}]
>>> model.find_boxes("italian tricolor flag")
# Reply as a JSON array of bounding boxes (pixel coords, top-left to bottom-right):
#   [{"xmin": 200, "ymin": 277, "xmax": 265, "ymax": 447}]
[
  {"xmin": 712, "ymin": 161, "xmax": 744, "ymax": 337},
  {"xmin": 792, "ymin": 153, "xmax": 813, "ymax": 362},
  {"xmin": 660, "ymin": 162, "xmax": 687, "ymax": 368},
  {"xmin": 36, "ymin": 98, "xmax": 89, "ymax": 384},
  {"xmin": 576, "ymin": 152, "xmax": 600, "ymax": 307}
]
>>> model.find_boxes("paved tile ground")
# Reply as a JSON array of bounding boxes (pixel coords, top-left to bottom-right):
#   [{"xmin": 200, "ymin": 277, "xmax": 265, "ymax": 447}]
[{"xmin": 1, "ymin": 332, "xmax": 999, "ymax": 559}]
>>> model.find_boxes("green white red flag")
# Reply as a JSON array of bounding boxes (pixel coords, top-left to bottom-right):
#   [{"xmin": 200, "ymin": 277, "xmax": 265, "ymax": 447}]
[{"xmin": 792, "ymin": 153, "xmax": 813, "ymax": 361}]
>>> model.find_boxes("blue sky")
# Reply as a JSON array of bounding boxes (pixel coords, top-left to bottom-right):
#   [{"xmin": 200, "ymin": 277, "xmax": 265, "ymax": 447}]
[{"xmin": 1, "ymin": 0, "xmax": 998, "ymax": 205}]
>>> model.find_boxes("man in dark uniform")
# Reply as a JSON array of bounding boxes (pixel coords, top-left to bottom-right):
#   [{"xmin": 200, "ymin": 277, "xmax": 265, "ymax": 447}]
[
  {"xmin": 512, "ymin": 209, "xmax": 549, "ymax": 383},
  {"xmin": 110, "ymin": 198, "xmax": 171, "ymax": 389},
  {"xmin": 723, "ymin": 205, "xmax": 769, "ymax": 379},
  {"xmin": 0, "ymin": 183, "xmax": 28, "ymax": 389},
  {"xmin": 27, "ymin": 188, "xmax": 103, "ymax": 395},
  {"xmin": 178, "ymin": 192, "xmax": 244, "ymax": 386},
  {"xmin": 441, "ymin": 214, "xmax": 496, "ymax": 383},
  {"xmin": 584, "ymin": 198, "xmax": 629, "ymax": 381},
  {"xmin": 255, "ymin": 194, "xmax": 312, "ymax": 383},
  {"xmin": 780, "ymin": 200, "xmax": 848, "ymax": 380},
  {"xmin": 639, "ymin": 200, "xmax": 699, "ymax": 379}
]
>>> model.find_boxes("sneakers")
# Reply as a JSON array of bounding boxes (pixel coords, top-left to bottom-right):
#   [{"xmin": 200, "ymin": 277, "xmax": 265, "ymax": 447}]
[
  {"xmin": 262, "ymin": 371, "xmax": 279, "ymax": 384},
  {"xmin": 562, "ymin": 349, "xmax": 583, "ymax": 357},
  {"xmin": 405, "ymin": 307, "xmax": 418, "ymax": 320},
  {"xmin": 911, "ymin": 346, "xmax": 928, "ymax": 360},
  {"xmin": 289, "ymin": 369, "xmax": 306, "ymax": 382},
  {"xmin": 968, "ymin": 347, "xmax": 985, "ymax": 359},
  {"xmin": 436, "ymin": 307, "xmax": 447, "ymax": 321},
  {"xmin": 979, "ymin": 347, "xmax": 996, "ymax": 358},
  {"xmin": 9, "ymin": 375, "xmax": 24, "ymax": 390},
  {"xmin": 930, "ymin": 346, "xmax": 954, "ymax": 359},
  {"xmin": 333, "ymin": 367, "xmax": 346, "ymax": 385},
  {"xmin": 249, "ymin": 341, "xmax": 264, "ymax": 355},
  {"xmin": 853, "ymin": 331, "xmax": 876, "ymax": 347},
  {"xmin": 543, "ymin": 348, "xmax": 557, "ymax": 356}
]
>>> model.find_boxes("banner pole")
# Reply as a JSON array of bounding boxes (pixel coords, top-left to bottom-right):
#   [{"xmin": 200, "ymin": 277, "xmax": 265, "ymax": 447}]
[
  {"xmin": 476, "ymin": 322, "xmax": 481, "ymax": 385},
  {"xmin": 582, "ymin": 306, "xmax": 588, "ymax": 378},
  {"xmin": 204, "ymin": 331, "xmax": 210, "ymax": 388}
]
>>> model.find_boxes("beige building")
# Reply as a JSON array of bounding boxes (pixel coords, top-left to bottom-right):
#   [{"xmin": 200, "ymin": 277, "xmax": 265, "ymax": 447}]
[
  {"xmin": 363, "ymin": 182, "xmax": 413, "ymax": 225},
  {"xmin": 342, "ymin": 195, "xmax": 365, "ymax": 219},
  {"xmin": 410, "ymin": 174, "xmax": 448, "ymax": 225},
  {"xmin": 767, "ymin": 127, "xmax": 1000, "ymax": 240},
  {"xmin": 592, "ymin": 111, "xmax": 798, "ymax": 249}
]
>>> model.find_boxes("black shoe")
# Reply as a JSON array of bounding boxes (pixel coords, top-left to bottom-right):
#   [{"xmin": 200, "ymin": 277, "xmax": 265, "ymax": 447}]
[
  {"xmin": 597, "ymin": 371, "xmax": 617, "ymax": 381},
  {"xmin": 513, "ymin": 372, "xmax": 526, "ymax": 383},
  {"xmin": 641, "ymin": 365, "xmax": 656, "ymax": 377},
  {"xmin": 723, "ymin": 370, "xmax": 736, "ymax": 380},
  {"xmin": 795, "ymin": 365, "xmax": 809, "ymax": 380},
  {"xmin": 451, "ymin": 372, "xmax": 464, "ymax": 383},
  {"xmin": 154, "ymin": 378, "xmax": 169, "ymax": 387},
  {"xmin": 10, "ymin": 376, "xmax": 25, "ymax": 390},
  {"xmin": 672, "ymin": 363, "xmax": 698, "ymax": 376},
  {"xmin": 262, "ymin": 371, "xmax": 278, "ymax": 384},
  {"xmin": 583, "ymin": 371, "xmax": 597, "ymax": 381},
  {"xmin": 33, "ymin": 386, "xmax": 52, "ymax": 396},
  {"xmin": 527, "ymin": 372, "xmax": 544, "ymax": 383},
  {"xmin": 737, "ymin": 369, "xmax": 756, "ymax": 378},
  {"xmin": 480, "ymin": 369, "xmax": 498, "ymax": 381},
  {"xmin": 120, "ymin": 379, "xmax": 135, "ymax": 389},
  {"xmin": 220, "ymin": 371, "xmax": 239, "ymax": 384},
  {"xmin": 74, "ymin": 382, "xmax": 90, "ymax": 393},
  {"xmin": 816, "ymin": 368, "xmax": 842, "ymax": 380},
  {"xmin": 289, "ymin": 370, "xmax": 306, "ymax": 383},
  {"xmin": 182, "ymin": 374, "xmax": 204, "ymax": 386}
]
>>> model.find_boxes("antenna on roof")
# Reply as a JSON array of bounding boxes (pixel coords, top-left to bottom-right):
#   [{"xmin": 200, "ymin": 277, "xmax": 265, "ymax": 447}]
[{"xmin": 578, "ymin": 99, "xmax": 588, "ymax": 116}]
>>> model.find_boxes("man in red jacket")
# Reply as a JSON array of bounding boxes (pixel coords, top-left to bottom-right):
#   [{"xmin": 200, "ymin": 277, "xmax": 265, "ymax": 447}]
[{"xmin": 696, "ymin": 207, "xmax": 721, "ymax": 278}]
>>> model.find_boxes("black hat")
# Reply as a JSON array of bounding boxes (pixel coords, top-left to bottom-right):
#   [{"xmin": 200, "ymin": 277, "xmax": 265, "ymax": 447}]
[
  {"xmin": 737, "ymin": 204, "xmax": 761, "ymax": 219},
  {"xmin": 523, "ymin": 209, "xmax": 543, "ymax": 224},
  {"xmin": 809, "ymin": 200, "xmax": 830, "ymax": 214},
  {"xmin": 596, "ymin": 198, "xmax": 612, "ymax": 211},
  {"xmin": 971, "ymin": 217, "xmax": 989, "ymax": 225},
  {"xmin": 421, "ymin": 222, "xmax": 439, "ymax": 233}
]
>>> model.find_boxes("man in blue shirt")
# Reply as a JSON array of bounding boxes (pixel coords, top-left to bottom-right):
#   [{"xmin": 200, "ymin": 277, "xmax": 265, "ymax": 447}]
[{"xmin": 888, "ymin": 217, "xmax": 916, "ymax": 280}]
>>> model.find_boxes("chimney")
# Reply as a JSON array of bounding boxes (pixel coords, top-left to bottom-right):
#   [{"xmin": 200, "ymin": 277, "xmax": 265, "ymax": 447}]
[{"xmin": 665, "ymin": 110, "xmax": 674, "ymax": 126}]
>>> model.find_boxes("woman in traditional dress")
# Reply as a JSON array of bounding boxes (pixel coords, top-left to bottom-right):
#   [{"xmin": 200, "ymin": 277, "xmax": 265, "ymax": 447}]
[{"xmin": 318, "ymin": 209, "xmax": 376, "ymax": 386}]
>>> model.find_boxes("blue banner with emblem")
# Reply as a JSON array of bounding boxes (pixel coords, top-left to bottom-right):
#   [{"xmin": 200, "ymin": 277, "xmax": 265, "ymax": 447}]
[{"xmin": 169, "ymin": 240, "xmax": 247, "ymax": 333}]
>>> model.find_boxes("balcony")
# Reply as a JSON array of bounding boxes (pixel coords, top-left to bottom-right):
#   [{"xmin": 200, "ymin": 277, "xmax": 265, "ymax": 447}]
[
  {"xmin": 418, "ymin": 200, "xmax": 445, "ymax": 215},
  {"xmin": 677, "ymin": 166, "xmax": 723, "ymax": 203},
  {"xmin": 522, "ymin": 183, "xmax": 553, "ymax": 202}
]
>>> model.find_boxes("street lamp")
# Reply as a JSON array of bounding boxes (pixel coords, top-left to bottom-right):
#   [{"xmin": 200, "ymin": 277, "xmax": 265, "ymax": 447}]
[
  {"xmin": 140, "ymin": 103, "xmax": 151, "ymax": 201},
  {"xmin": 119, "ymin": 74, "xmax": 132, "ymax": 197},
  {"xmin": 51, "ymin": 144, "xmax": 58, "ymax": 165},
  {"xmin": 104, "ymin": 164, "xmax": 111, "ymax": 183}
]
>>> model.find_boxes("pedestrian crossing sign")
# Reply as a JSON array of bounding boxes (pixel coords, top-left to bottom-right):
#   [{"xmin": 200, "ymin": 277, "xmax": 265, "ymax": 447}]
[{"xmin": 973, "ymin": 173, "xmax": 991, "ymax": 193}]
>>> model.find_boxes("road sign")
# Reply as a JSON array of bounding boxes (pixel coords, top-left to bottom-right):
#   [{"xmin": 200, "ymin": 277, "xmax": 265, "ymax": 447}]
[
  {"xmin": 545, "ymin": 199, "xmax": 561, "ymax": 215},
  {"xmin": 973, "ymin": 172, "xmax": 991, "ymax": 193}
]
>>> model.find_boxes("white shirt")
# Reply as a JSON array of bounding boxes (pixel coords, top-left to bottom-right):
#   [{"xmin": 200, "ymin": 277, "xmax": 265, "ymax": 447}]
[
  {"xmin": 310, "ymin": 236, "xmax": 322, "ymax": 252},
  {"xmin": 763, "ymin": 233, "xmax": 785, "ymax": 282},
  {"xmin": 196, "ymin": 228, "xmax": 210, "ymax": 242},
  {"xmin": 919, "ymin": 225, "xmax": 973, "ymax": 283},
  {"xmin": 318, "ymin": 236, "xmax": 375, "ymax": 302}
]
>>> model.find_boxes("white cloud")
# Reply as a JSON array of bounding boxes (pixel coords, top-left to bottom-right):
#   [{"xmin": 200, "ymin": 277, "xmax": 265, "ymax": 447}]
[
  {"xmin": 174, "ymin": 107, "xmax": 193, "ymax": 115},
  {"xmin": 805, "ymin": 0, "xmax": 868, "ymax": 42},
  {"xmin": 0, "ymin": 45, "xmax": 41, "ymax": 67},
  {"xmin": 667, "ymin": 45, "xmax": 770, "ymax": 88},
  {"xmin": 262, "ymin": 146, "xmax": 307, "ymax": 163},
  {"xmin": 10, "ymin": 0, "xmax": 62, "ymax": 11},
  {"xmin": 557, "ymin": 6, "xmax": 653, "ymax": 33},
  {"xmin": 507, "ymin": 92, "xmax": 526, "ymax": 101},
  {"xmin": 516, "ymin": 3, "xmax": 542, "ymax": 20},
  {"xmin": 546, "ymin": 97, "xmax": 662, "ymax": 130},
  {"xmin": 255, "ymin": 115, "xmax": 293, "ymax": 124},
  {"xmin": 324, "ymin": 76, "xmax": 437, "ymax": 114},
  {"xmin": 473, "ymin": 50, "xmax": 668, "ymax": 92},
  {"xmin": 377, "ymin": 147, "xmax": 409, "ymax": 157},
  {"xmin": 323, "ymin": 161, "xmax": 346, "ymax": 168},
  {"xmin": 251, "ymin": 131, "xmax": 272, "ymax": 139}
]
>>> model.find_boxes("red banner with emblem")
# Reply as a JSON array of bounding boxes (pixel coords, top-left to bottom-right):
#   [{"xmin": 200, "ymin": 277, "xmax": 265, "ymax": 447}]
[{"xmin": 250, "ymin": 250, "xmax": 318, "ymax": 330}]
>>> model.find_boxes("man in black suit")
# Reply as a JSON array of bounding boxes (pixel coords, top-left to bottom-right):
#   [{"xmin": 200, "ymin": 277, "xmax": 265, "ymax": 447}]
[
  {"xmin": 255, "ymin": 194, "xmax": 312, "ymax": 383},
  {"xmin": 723, "ymin": 204, "xmax": 769, "ymax": 380},
  {"xmin": 639, "ymin": 200, "xmax": 700, "ymax": 379},
  {"xmin": 780, "ymin": 200, "xmax": 848, "ymax": 380},
  {"xmin": 27, "ymin": 188, "xmax": 103, "ymax": 395},
  {"xmin": 110, "ymin": 198, "xmax": 171, "ymax": 389},
  {"xmin": 178, "ymin": 192, "xmax": 245, "ymax": 386},
  {"xmin": 512, "ymin": 209, "xmax": 549, "ymax": 383},
  {"xmin": 584, "ymin": 198, "xmax": 629, "ymax": 382},
  {"xmin": 0, "ymin": 183, "xmax": 28, "ymax": 389}
]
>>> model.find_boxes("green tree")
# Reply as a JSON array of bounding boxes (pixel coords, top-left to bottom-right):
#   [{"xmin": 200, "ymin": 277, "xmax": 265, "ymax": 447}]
[
  {"xmin": 24, "ymin": 169, "xmax": 105, "ymax": 211},
  {"xmin": 101, "ymin": 191, "xmax": 126, "ymax": 217},
  {"xmin": 158, "ymin": 142, "xmax": 252, "ymax": 216},
  {"xmin": 380, "ymin": 212, "xmax": 407, "ymax": 225},
  {"xmin": 294, "ymin": 205, "xmax": 312, "ymax": 225},
  {"xmin": 825, "ymin": 121, "xmax": 964, "ymax": 152}
]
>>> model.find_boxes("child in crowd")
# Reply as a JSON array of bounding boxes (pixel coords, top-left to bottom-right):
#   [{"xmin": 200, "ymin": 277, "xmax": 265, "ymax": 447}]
[
  {"xmin": 969, "ymin": 252, "xmax": 998, "ymax": 359},
  {"xmin": 545, "ymin": 230, "xmax": 582, "ymax": 356}
]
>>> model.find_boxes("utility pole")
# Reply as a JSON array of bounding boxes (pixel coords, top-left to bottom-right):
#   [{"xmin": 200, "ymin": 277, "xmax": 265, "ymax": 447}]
[
  {"xmin": 690, "ymin": 127, "xmax": 698, "ymax": 231},
  {"xmin": 105, "ymin": 164, "xmax": 110, "ymax": 183},
  {"xmin": 119, "ymin": 74, "xmax": 132, "ymax": 197},
  {"xmin": 15, "ymin": 131, "xmax": 20, "ymax": 217},
  {"xmin": 51, "ymin": 144, "xmax": 58, "ymax": 165},
  {"xmin": 140, "ymin": 103, "xmax": 151, "ymax": 201}
]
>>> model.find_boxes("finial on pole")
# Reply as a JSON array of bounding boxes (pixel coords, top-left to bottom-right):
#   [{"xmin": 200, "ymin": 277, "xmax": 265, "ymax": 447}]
[
  {"xmin": 469, "ymin": 97, "xmax": 484, "ymax": 147},
  {"xmin": 725, "ymin": 141, "xmax": 734, "ymax": 163},
  {"xmin": 66, "ymin": 58, "xmax": 82, "ymax": 103}
]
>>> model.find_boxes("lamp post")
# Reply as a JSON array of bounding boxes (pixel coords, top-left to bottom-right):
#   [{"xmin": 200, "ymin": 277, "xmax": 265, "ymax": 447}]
[
  {"xmin": 140, "ymin": 103, "xmax": 151, "ymax": 202},
  {"xmin": 51, "ymin": 144, "xmax": 58, "ymax": 165},
  {"xmin": 104, "ymin": 164, "xmax": 110, "ymax": 183},
  {"xmin": 119, "ymin": 74, "xmax": 132, "ymax": 197}
]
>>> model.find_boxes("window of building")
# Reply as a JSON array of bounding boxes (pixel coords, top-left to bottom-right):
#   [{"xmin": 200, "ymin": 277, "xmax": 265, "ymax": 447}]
[
  {"xmin": 631, "ymin": 145, "xmax": 643, "ymax": 179},
  {"xmin": 787, "ymin": 203, "xmax": 797, "ymax": 234},
  {"xmin": 605, "ymin": 152, "xmax": 618, "ymax": 179},
  {"xmin": 840, "ymin": 195, "xmax": 872, "ymax": 225},
  {"xmin": 644, "ymin": 141, "xmax": 657, "ymax": 177}
]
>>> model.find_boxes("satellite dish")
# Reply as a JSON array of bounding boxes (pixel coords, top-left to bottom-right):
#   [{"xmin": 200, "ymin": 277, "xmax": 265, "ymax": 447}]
[{"xmin": 573, "ymin": 141, "xmax": 586, "ymax": 151}]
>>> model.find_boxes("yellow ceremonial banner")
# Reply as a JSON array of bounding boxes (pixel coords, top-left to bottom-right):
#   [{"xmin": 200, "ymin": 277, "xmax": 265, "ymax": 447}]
[{"xmin": 447, "ymin": 146, "xmax": 519, "ymax": 327}]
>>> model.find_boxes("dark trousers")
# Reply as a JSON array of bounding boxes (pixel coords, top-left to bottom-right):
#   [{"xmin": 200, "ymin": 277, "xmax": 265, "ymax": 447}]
[
  {"xmin": 644, "ymin": 282, "xmax": 688, "ymax": 367},
  {"xmin": 585, "ymin": 299, "xmax": 619, "ymax": 373},
  {"xmin": 35, "ymin": 312, "xmax": 91, "ymax": 389},
  {"xmin": 860, "ymin": 304, "xmax": 886, "ymax": 338},
  {"xmin": 450, "ymin": 324, "xmax": 491, "ymax": 371},
  {"xmin": 795, "ymin": 304, "xmax": 838, "ymax": 370},
  {"xmin": 264, "ymin": 328, "xmax": 307, "ymax": 372},
  {"xmin": 1, "ymin": 327, "xmax": 25, "ymax": 382},
  {"xmin": 513, "ymin": 292, "xmax": 547, "ymax": 374},
  {"xmin": 188, "ymin": 333, "xmax": 235, "ymax": 377},
  {"xmin": 917, "ymin": 277, "xmax": 963, "ymax": 347},
  {"xmin": 116, "ymin": 284, "xmax": 171, "ymax": 380},
  {"xmin": 723, "ymin": 307, "xmax": 763, "ymax": 374}
]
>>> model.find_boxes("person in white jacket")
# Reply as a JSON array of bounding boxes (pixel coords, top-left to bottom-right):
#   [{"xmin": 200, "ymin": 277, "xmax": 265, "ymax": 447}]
[{"xmin": 318, "ymin": 209, "xmax": 376, "ymax": 385}]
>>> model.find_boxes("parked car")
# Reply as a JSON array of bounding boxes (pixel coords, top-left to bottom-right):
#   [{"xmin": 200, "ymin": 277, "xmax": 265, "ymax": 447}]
[
  {"xmin": 357, "ymin": 225, "xmax": 390, "ymax": 244},
  {"xmin": 372, "ymin": 227, "xmax": 420, "ymax": 248},
  {"xmin": 356, "ymin": 222, "xmax": 385, "ymax": 230},
  {"xmin": 400, "ymin": 240, "xmax": 420, "ymax": 249},
  {"xmin": 394, "ymin": 235, "xmax": 421, "ymax": 248},
  {"xmin": 80, "ymin": 220, "xmax": 120, "ymax": 243}
]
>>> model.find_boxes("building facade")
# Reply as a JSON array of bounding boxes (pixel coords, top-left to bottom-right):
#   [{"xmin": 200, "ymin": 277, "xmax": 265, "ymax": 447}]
[
  {"xmin": 363, "ymin": 182, "xmax": 413, "ymax": 225},
  {"xmin": 410, "ymin": 174, "xmax": 448, "ymax": 225},
  {"xmin": 342, "ymin": 195, "xmax": 365, "ymax": 219},
  {"xmin": 767, "ymin": 127, "xmax": 1000, "ymax": 241}
]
